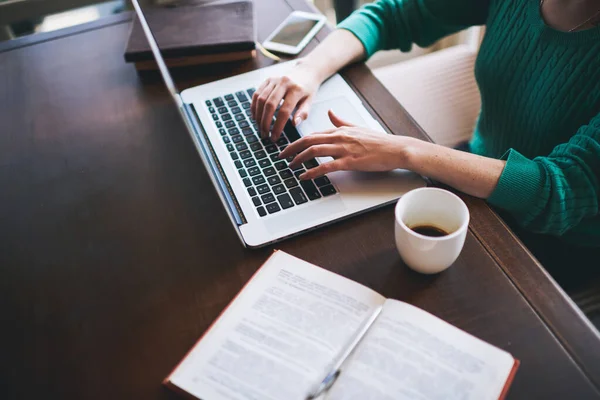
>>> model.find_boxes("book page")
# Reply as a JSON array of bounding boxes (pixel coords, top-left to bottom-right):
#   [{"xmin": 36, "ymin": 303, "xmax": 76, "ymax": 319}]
[
  {"xmin": 326, "ymin": 300, "xmax": 515, "ymax": 400},
  {"xmin": 168, "ymin": 251, "xmax": 386, "ymax": 400}
]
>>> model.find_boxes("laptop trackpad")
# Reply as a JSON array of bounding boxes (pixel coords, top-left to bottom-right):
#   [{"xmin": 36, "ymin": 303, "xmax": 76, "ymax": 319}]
[
  {"xmin": 299, "ymin": 96, "xmax": 367, "ymax": 134},
  {"xmin": 263, "ymin": 196, "xmax": 346, "ymax": 234}
]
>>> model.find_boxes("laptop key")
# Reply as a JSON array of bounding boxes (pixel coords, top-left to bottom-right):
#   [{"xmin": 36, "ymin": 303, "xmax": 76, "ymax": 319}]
[
  {"xmin": 219, "ymin": 128, "xmax": 226, "ymax": 136},
  {"xmin": 277, "ymin": 193, "xmax": 294, "ymax": 210},
  {"xmin": 222, "ymin": 113, "xmax": 232, "ymax": 121},
  {"xmin": 242, "ymin": 102, "xmax": 251, "ymax": 109},
  {"xmin": 227, "ymin": 100, "xmax": 237, "ymax": 108},
  {"xmin": 213, "ymin": 97, "xmax": 224, "ymax": 107},
  {"xmin": 266, "ymin": 202, "xmax": 281, "ymax": 214},
  {"xmin": 274, "ymin": 161, "xmax": 287, "ymax": 170},
  {"xmin": 231, "ymin": 106, "xmax": 242, "ymax": 114},
  {"xmin": 223, "ymin": 136, "xmax": 231, "ymax": 144},
  {"xmin": 276, "ymin": 137, "xmax": 288, "ymax": 146},
  {"xmin": 247, "ymin": 135, "xmax": 258, "ymax": 144},
  {"xmin": 224, "ymin": 94, "xmax": 234, "ymax": 101},
  {"xmin": 268, "ymin": 175, "xmax": 281, "ymax": 186},
  {"xmin": 250, "ymin": 142, "xmax": 262, "ymax": 152},
  {"xmin": 320, "ymin": 185, "xmax": 337, "ymax": 197},
  {"xmin": 283, "ymin": 121, "xmax": 301, "ymax": 142},
  {"xmin": 231, "ymin": 152, "xmax": 239, "ymax": 161},
  {"xmin": 236, "ymin": 91, "xmax": 249, "ymax": 102},
  {"xmin": 257, "ymin": 206, "xmax": 266, "ymax": 217},
  {"xmin": 255, "ymin": 150, "xmax": 267, "ymax": 159},
  {"xmin": 240, "ymin": 150, "xmax": 252, "ymax": 159},
  {"xmin": 234, "ymin": 160, "xmax": 242, "ymax": 169},
  {"xmin": 212, "ymin": 113, "xmax": 219, "ymax": 121},
  {"xmin": 248, "ymin": 167, "xmax": 261, "ymax": 176},
  {"xmin": 218, "ymin": 106, "xmax": 228, "ymax": 114},
  {"xmin": 225, "ymin": 120, "xmax": 235, "ymax": 128},
  {"xmin": 245, "ymin": 109, "xmax": 252, "ymax": 117},
  {"xmin": 236, "ymin": 143, "xmax": 248, "ymax": 151},
  {"xmin": 314, "ymin": 176, "xmax": 331, "ymax": 187},
  {"xmin": 300, "ymin": 180, "xmax": 322, "ymax": 200},
  {"xmin": 206, "ymin": 100, "xmax": 212, "ymax": 107},
  {"xmin": 252, "ymin": 196, "xmax": 261, "ymax": 206},
  {"xmin": 279, "ymin": 169, "xmax": 293, "ymax": 179},
  {"xmin": 208, "ymin": 106, "xmax": 215, "ymax": 113},
  {"xmin": 248, "ymin": 187, "xmax": 257, "ymax": 197},
  {"xmin": 226, "ymin": 144, "xmax": 234, "ymax": 152},
  {"xmin": 264, "ymin": 167, "xmax": 276, "ymax": 177},
  {"xmin": 216, "ymin": 121, "xmax": 223, "ymax": 128},
  {"xmin": 270, "ymin": 153, "xmax": 280, "ymax": 162},
  {"xmin": 252, "ymin": 175, "xmax": 266, "ymax": 185},
  {"xmin": 239, "ymin": 169, "xmax": 247, "ymax": 178},
  {"xmin": 294, "ymin": 169, "xmax": 305, "ymax": 179},
  {"xmin": 289, "ymin": 187, "xmax": 308, "ymax": 205},
  {"xmin": 244, "ymin": 159, "xmax": 256, "ymax": 168},
  {"xmin": 228, "ymin": 127, "xmax": 240, "ymax": 136},
  {"xmin": 259, "ymin": 158, "xmax": 271, "ymax": 168},
  {"xmin": 272, "ymin": 184, "xmax": 286, "ymax": 195},
  {"xmin": 291, "ymin": 163, "xmax": 304, "ymax": 171},
  {"xmin": 239, "ymin": 121, "xmax": 250, "ymax": 129},
  {"xmin": 265, "ymin": 144, "xmax": 278, "ymax": 154},
  {"xmin": 232, "ymin": 135, "xmax": 244, "ymax": 143},
  {"xmin": 284, "ymin": 177, "xmax": 299, "ymax": 189},
  {"xmin": 243, "ymin": 178, "xmax": 252, "ymax": 187},
  {"xmin": 257, "ymin": 184, "xmax": 270, "ymax": 195},
  {"xmin": 304, "ymin": 159, "xmax": 319, "ymax": 169},
  {"xmin": 247, "ymin": 88, "xmax": 256, "ymax": 97},
  {"xmin": 242, "ymin": 128, "xmax": 254, "ymax": 136},
  {"xmin": 261, "ymin": 193, "xmax": 276, "ymax": 204},
  {"xmin": 235, "ymin": 114, "xmax": 245, "ymax": 122}
]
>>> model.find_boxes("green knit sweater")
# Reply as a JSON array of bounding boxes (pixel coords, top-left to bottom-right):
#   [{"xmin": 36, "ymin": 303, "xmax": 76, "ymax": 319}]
[{"xmin": 339, "ymin": 0, "xmax": 600, "ymax": 247}]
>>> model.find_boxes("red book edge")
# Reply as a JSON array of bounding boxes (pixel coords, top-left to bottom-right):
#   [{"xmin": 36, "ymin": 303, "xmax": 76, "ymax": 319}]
[
  {"xmin": 162, "ymin": 249, "xmax": 282, "ymax": 397},
  {"xmin": 498, "ymin": 359, "xmax": 520, "ymax": 400}
]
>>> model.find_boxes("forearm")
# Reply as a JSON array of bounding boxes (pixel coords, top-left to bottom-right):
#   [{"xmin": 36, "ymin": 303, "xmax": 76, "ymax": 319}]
[
  {"xmin": 402, "ymin": 138, "xmax": 505, "ymax": 199},
  {"xmin": 298, "ymin": 29, "xmax": 366, "ymax": 83}
]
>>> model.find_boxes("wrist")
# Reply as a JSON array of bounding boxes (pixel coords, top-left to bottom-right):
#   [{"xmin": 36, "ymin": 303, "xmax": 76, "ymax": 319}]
[
  {"xmin": 393, "ymin": 136, "xmax": 425, "ymax": 170},
  {"xmin": 295, "ymin": 57, "xmax": 331, "ymax": 84}
]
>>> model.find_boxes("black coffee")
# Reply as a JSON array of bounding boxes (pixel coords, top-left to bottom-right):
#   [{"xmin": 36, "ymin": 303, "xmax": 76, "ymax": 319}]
[{"xmin": 410, "ymin": 224, "xmax": 449, "ymax": 237}]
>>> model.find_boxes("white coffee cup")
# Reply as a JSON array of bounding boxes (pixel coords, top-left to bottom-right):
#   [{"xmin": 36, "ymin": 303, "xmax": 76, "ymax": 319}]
[{"xmin": 394, "ymin": 187, "xmax": 470, "ymax": 274}]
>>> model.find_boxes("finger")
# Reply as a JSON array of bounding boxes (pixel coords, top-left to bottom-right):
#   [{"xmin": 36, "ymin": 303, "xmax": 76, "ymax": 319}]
[
  {"xmin": 255, "ymin": 83, "xmax": 277, "ymax": 138},
  {"xmin": 278, "ymin": 131, "xmax": 338, "ymax": 159},
  {"xmin": 251, "ymin": 78, "xmax": 271, "ymax": 119},
  {"xmin": 271, "ymin": 90, "xmax": 304, "ymax": 141},
  {"xmin": 293, "ymin": 95, "xmax": 314, "ymax": 127},
  {"xmin": 328, "ymin": 109, "xmax": 355, "ymax": 128},
  {"xmin": 288, "ymin": 144, "xmax": 342, "ymax": 169},
  {"xmin": 299, "ymin": 159, "xmax": 346, "ymax": 180},
  {"xmin": 261, "ymin": 85, "xmax": 287, "ymax": 137}
]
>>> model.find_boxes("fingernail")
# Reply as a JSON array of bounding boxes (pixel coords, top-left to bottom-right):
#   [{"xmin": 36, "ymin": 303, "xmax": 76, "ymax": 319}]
[
  {"xmin": 295, "ymin": 117, "xmax": 302, "ymax": 126},
  {"xmin": 299, "ymin": 173, "xmax": 306, "ymax": 180}
]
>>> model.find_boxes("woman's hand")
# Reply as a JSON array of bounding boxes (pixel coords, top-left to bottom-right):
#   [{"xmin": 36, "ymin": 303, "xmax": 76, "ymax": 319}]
[
  {"xmin": 279, "ymin": 110, "xmax": 412, "ymax": 180},
  {"xmin": 251, "ymin": 61, "xmax": 323, "ymax": 141}
]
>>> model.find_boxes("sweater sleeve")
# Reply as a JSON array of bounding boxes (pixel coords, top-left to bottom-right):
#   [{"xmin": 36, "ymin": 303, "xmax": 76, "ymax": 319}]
[
  {"xmin": 488, "ymin": 113, "xmax": 600, "ymax": 236},
  {"xmin": 337, "ymin": 0, "xmax": 490, "ymax": 58}
]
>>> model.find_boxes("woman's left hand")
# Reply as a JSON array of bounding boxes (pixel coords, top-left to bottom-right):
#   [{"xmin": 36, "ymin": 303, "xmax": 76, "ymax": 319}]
[{"xmin": 278, "ymin": 110, "xmax": 412, "ymax": 180}]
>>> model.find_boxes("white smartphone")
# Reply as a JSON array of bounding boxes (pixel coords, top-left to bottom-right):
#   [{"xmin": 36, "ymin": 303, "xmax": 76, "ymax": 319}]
[{"xmin": 262, "ymin": 11, "xmax": 327, "ymax": 55}]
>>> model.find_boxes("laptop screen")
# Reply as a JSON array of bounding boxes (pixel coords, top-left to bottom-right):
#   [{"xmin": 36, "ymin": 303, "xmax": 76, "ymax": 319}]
[{"xmin": 130, "ymin": 0, "xmax": 181, "ymax": 104}]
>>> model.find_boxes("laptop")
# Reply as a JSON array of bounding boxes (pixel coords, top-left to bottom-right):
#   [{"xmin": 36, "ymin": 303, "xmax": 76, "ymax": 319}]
[{"xmin": 131, "ymin": 0, "xmax": 426, "ymax": 248}]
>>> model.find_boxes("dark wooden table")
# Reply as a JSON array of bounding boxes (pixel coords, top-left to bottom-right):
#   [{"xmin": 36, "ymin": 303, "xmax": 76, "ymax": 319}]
[{"xmin": 1, "ymin": 1, "xmax": 600, "ymax": 399}]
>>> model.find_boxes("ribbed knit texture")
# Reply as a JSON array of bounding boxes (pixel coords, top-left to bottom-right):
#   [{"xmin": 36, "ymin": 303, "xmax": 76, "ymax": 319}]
[{"xmin": 339, "ymin": 0, "xmax": 600, "ymax": 247}]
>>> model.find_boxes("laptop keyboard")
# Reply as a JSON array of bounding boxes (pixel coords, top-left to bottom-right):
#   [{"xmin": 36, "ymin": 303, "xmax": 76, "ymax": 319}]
[{"xmin": 205, "ymin": 88, "xmax": 337, "ymax": 217}]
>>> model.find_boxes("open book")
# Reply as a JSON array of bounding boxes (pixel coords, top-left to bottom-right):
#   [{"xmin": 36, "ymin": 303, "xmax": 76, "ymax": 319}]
[{"xmin": 165, "ymin": 251, "xmax": 519, "ymax": 400}]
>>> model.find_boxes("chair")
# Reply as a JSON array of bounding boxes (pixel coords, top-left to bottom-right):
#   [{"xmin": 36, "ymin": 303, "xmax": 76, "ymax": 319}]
[{"xmin": 372, "ymin": 27, "xmax": 484, "ymax": 148}]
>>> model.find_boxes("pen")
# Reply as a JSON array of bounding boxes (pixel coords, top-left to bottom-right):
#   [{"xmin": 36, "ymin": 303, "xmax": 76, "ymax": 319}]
[{"xmin": 305, "ymin": 305, "xmax": 383, "ymax": 400}]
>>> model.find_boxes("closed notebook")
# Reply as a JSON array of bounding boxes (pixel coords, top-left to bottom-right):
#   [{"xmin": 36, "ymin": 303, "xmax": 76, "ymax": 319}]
[
  {"xmin": 124, "ymin": 0, "xmax": 256, "ymax": 69},
  {"xmin": 164, "ymin": 250, "xmax": 519, "ymax": 400}
]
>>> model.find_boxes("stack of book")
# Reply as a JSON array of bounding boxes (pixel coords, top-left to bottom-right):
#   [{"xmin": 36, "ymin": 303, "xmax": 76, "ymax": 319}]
[{"xmin": 124, "ymin": 0, "xmax": 255, "ymax": 70}]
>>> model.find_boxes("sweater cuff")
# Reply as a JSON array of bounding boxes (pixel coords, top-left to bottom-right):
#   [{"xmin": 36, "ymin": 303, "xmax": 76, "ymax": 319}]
[
  {"xmin": 487, "ymin": 149, "xmax": 545, "ymax": 214},
  {"xmin": 337, "ymin": 14, "xmax": 379, "ymax": 59}
]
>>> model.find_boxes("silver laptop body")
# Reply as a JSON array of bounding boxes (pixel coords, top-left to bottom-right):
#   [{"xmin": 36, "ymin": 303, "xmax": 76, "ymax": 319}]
[{"xmin": 131, "ymin": 0, "xmax": 425, "ymax": 247}]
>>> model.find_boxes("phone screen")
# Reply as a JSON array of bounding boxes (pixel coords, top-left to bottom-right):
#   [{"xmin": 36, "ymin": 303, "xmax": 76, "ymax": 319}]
[{"xmin": 270, "ymin": 15, "xmax": 319, "ymax": 46}]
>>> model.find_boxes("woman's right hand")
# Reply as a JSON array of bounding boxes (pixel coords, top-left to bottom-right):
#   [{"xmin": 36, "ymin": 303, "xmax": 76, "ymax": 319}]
[{"xmin": 251, "ymin": 61, "xmax": 322, "ymax": 141}]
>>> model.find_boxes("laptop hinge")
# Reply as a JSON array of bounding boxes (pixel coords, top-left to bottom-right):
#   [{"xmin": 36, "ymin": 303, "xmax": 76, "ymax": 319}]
[{"xmin": 181, "ymin": 102, "xmax": 246, "ymax": 226}]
